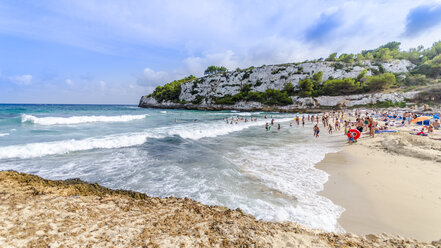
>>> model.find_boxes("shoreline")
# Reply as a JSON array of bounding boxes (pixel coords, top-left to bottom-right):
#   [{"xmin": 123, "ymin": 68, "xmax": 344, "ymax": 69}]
[
  {"xmin": 317, "ymin": 134, "xmax": 441, "ymax": 242},
  {"xmin": 138, "ymin": 102, "xmax": 339, "ymax": 113},
  {"xmin": 1, "ymin": 170, "xmax": 439, "ymax": 247}
]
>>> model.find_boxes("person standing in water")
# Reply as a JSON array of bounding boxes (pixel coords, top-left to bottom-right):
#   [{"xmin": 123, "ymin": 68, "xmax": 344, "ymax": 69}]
[
  {"xmin": 278, "ymin": 123, "xmax": 281, "ymax": 130},
  {"xmin": 313, "ymin": 124, "xmax": 320, "ymax": 138}
]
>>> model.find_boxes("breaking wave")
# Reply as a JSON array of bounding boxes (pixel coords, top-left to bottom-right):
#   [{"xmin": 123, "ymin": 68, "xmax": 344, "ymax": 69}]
[{"xmin": 21, "ymin": 114, "xmax": 148, "ymax": 125}]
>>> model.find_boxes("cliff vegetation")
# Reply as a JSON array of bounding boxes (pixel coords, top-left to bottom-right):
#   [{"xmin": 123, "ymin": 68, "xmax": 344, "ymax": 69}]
[{"xmin": 142, "ymin": 41, "xmax": 441, "ymax": 109}]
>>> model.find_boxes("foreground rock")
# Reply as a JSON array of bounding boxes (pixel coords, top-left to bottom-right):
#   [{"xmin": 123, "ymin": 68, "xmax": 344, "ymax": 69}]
[{"xmin": 1, "ymin": 171, "xmax": 439, "ymax": 247}]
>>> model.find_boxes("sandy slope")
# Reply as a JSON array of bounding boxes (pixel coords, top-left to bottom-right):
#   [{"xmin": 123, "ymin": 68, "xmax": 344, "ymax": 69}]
[{"xmin": 1, "ymin": 171, "xmax": 439, "ymax": 247}]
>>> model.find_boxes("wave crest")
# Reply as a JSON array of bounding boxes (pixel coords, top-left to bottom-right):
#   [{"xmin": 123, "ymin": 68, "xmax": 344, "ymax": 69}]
[
  {"xmin": 0, "ymin": 132, "xmax": 158, "ymax": 159},
  {"xmin": 21, "ymin": 114, "xmax": 147, "ymax": 125}
]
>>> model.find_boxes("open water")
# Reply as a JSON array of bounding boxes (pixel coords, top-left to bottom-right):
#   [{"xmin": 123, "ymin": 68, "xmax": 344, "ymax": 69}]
[{"xmin": 0, "ymin": 104, "xmax": 346, "ymax": 232}]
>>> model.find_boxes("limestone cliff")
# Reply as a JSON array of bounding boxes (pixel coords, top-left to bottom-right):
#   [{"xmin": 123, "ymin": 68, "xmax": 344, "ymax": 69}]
[{"xmin": 139, "ymin": 59, "xmax": 417, "ymax": 111}]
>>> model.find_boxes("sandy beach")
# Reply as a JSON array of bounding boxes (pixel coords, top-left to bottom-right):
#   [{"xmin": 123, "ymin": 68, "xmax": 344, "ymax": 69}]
[{"xmin": 318, "ymin": 124, "xmax": 441, "ymax": 242}]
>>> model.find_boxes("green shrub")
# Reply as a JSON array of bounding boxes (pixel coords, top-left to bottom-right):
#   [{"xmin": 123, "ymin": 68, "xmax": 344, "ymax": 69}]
[
  {"xmin": 322, "ymin": 78, "xmax": 359, "ymax": 96},
  {"xmin": 298, "ymin": 78, "xmax": 313, "ymax": 97},
  {"xmin": 283, "ymin": 82, "xmax": 295, "ymax": 95},
  {"xmin": 404, "ymin": 74, "xmax": 428, "ymax": 86},
  {"xmin": 312, "ymin": 71, "xmax": 323, "ymax": 83},
  {"xmin": 192, "ymin": 95, "xmax": 204, "ymax": 104},
  {"xmin": 242, "ymin": 72, "xmax": 250, "ymax": 80},
  {"xmin": 415, "ymin": 88, "xmax": 441, "ymax": 103},
  {"xmin": 261, "ymin": 89, "xmax": 293, "ymax": 105},
  {"xmin": 151, "ymin": 75, "xmax": 196, "ymax": 103},
  {"xmin": 212, "ymin": 88, "xmax": 292, "ymax": 106},
  {"xmin": 332, "ymin": 63, "xmax": 344, "ymax": 70},
  {"xmin": 255, "ymin": 79, "xmax": 263, "ymax": 86},
  {"xmin": 366, "ymin": 73, "xmax": 396, "ymax": 91},
  {"xmin": 204, "ymin": 65, "xmax": 227, "ymax": 75}
]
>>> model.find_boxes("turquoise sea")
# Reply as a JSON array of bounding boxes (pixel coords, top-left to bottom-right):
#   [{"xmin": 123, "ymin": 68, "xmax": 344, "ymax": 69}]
[{"xmin": 0, "ymin": 104, "xmax": 346, "ymax": 232}]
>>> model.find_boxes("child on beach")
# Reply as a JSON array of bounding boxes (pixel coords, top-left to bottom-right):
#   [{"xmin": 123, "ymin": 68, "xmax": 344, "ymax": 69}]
[
  {"xmin": 328, "ymin": 124, "xmax": 333, "ymax": 134},
  {"xmin": 348, "ymin": 132, "xmax": 357, "ymax": 144}
]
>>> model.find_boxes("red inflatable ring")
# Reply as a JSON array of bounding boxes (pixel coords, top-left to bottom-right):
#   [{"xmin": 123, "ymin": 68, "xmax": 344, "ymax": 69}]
[{"xmin": 347, "ymin": 129, "xmax": 361, "ymax": 139}]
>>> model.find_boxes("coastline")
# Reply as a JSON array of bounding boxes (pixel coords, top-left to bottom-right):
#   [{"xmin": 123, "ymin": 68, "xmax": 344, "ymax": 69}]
[
  {"xmin": 137, "ymin": 100, "xmax": 330, "ymax": 113},
  {"xmin": 1, "ymin": 170, "xmax": 440, "ymax": 247},
  {"xmin": 317, "ymin": 133, "xmax": 441, "ymax": 242}
]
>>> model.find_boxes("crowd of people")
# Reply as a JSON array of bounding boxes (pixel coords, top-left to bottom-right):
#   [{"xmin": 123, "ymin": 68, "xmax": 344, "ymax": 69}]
[
  {"xmin": 218, "ymin": 109, "xmax": 440, "ymax": 143},
  {"xmin": 261, "ymin": 110, "xmax": 441, "ymax": 143}
]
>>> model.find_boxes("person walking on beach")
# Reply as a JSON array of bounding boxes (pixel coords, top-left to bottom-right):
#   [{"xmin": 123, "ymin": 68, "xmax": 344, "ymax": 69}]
[
  {"xmin": 302, "ymin": 116, "xmax": 305, "ymax": 127},
  {"xmin": 368, "ymin": 118, "xmax": 375, "ymax": 138},
  {"xmin": 313, "ymin": 124, "xmax": 320, "ymax": 138},
  {"xmin": 328, "ymin": 124, "xmax": 333, "ymax": 134}
]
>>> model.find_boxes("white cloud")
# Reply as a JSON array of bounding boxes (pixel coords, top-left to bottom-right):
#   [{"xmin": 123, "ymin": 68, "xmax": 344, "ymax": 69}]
[
  {"xmin": 9, "ymin": 75, "xmax": 32, "ymax": 85},
  {"xmin": 65, "ymin": 79, "xmax": 74, "ymax": 86},
  {"xmin": 2, "ymin": 0, "xmax": 441, "ymax": 101},
  {"xmin": 136, "ymin": 67, "xmax": 185, "ymax": 87}
]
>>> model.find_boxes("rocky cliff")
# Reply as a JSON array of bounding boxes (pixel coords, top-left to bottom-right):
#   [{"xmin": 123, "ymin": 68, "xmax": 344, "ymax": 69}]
[{"xmin": 139, "ymin": 59, "xmax": 417, "ymax": 111}]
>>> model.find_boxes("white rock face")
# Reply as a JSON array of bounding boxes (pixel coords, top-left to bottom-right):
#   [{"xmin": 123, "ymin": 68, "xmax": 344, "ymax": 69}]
[
  {"xmin": 294, "ymin": 91, "xmax": 419, "ymax": 109},
  {"xmin": 139, "ymin": 59, "xmax": 418, "ymax": 111},
  {"xmin": 179, "ymin": 60, "xmax": 415, "ymax": 103}
]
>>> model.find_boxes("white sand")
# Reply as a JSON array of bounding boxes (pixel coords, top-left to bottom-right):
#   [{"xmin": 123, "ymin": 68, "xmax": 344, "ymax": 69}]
[{"xmin": 318, "ymin": 130, "xmax": 441, "ymax": 242}]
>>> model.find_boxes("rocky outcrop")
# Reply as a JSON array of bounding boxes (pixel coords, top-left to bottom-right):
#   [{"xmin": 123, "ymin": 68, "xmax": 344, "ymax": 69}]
[
  {"xmin": 139, "ymin": 59, "xmax": 417, "ymax": 111},
  {"xmin": 2, "ymin": 171, "xmax": 439, "ymax": 247},
  {"xmin": 139, "ymin": 91, "xmax": 419, "ymax": 112}
]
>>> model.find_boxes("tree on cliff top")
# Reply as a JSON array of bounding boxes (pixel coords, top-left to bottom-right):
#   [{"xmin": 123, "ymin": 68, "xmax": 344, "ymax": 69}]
[{"xmin": 204, "ymin": 66, "xmax": 227, "ymax": 75}]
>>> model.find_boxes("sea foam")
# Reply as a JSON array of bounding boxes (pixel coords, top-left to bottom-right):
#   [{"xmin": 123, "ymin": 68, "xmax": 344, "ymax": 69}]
[
  {"xmin": 225, "ymin": 141, "xmax": 344, "ymax": 232},
  {"xmin": 21, "ymin": 114, "xmax": 148, "ymax": 125},
  {"xmin": 0, "ymin": 133, "xmax": 9, "ymax": 137},
  {"xmin": 2, "ymin": 118, "xmax": 294, "ymax": 159},
  {"xmin": 0, "ymin": 132, "xmax": 160, "ymax": 159}
]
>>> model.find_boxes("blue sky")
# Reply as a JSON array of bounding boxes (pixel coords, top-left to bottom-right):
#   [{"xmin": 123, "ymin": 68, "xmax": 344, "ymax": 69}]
[{"xmin": 1, "ymin": 0, "xmax": 441, "ymax": 104}]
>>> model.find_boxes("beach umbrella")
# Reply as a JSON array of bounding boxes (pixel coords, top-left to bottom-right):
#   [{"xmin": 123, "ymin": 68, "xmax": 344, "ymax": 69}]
[{"xmin": 411, "ymin": 116, "xmax": 432, "ymax": 123}]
